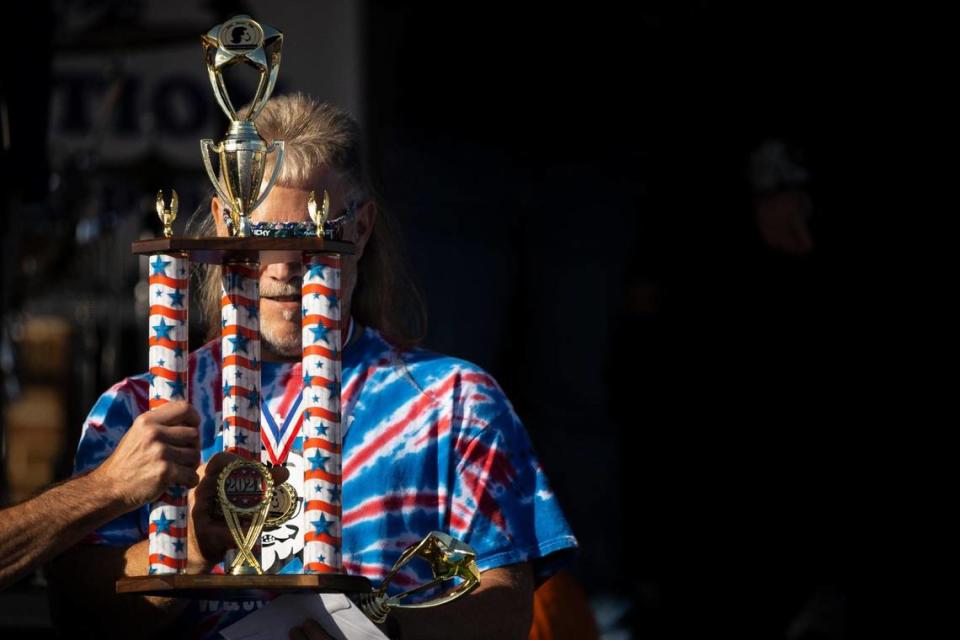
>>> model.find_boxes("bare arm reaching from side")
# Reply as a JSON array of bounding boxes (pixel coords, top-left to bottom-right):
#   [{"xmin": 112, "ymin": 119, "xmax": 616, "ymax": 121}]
[{"xmin": 0, "ymin": 400, "xmax": 202, "ymax": 591}]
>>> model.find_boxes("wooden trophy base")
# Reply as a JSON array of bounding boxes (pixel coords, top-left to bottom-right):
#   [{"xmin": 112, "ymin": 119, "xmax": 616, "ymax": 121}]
[
  {"xmin": 132, "ymin": 237, "xmax": 355, "ymax": 265},
  {"xmin": 116, "ymin": 574, "xmax": 373, "ymax": 599}
]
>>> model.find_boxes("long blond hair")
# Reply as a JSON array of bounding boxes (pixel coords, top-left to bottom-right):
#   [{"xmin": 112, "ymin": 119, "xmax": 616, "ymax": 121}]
[{"xmin": 188, "ymin": 93, "xmax": 427, "ymax": 351}]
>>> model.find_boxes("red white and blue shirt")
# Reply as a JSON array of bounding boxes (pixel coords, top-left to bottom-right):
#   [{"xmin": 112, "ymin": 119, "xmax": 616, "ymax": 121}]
[{"xmin": 74, "ymin": 324, "xmax": 578, "ymax": 636}]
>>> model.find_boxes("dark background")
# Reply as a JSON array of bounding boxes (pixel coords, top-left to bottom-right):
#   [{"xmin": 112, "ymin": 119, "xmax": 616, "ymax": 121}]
[{"xmin": 2, "ymin": 1, "xmax": 915, "ymax": 637}]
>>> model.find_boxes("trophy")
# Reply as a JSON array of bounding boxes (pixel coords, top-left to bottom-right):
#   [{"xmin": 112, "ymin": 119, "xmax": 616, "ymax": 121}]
[
  {"xmin": 117, "ymin": 15, "xmax": 480, "ymax": 623},
  {"xmin": 200, "ymin": 15, "xmax": 284, "ymax": 238}
]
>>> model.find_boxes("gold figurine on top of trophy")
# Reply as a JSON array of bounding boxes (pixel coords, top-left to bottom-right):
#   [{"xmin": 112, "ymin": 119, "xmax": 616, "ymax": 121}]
[
  {"xmin": 307, "ymin": 190, "xmax": 331, "ymax": 238},
  {"xmin": 155, "ymin": 189, "xmax": 179, "ymax": 238},
  {"xmin": 200, "ymin": 15, "xmax": 285, "ymax": 237}
]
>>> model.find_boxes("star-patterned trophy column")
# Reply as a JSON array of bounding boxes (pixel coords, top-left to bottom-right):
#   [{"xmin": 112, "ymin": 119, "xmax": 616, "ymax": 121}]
[
  {"xmin": 219, "ymin": 258, "xmax": 264, "ymax": 573},
  {"xmin": 146, "ymin": 191, "xmax": 190, "ymax": 575},
  {"xmin": 220, "ymin": 260, "xmax": 262, "ymax": 462},
  {"xmin": 300, "ymin": 253, "xmax": 343, "ymax": 573}
]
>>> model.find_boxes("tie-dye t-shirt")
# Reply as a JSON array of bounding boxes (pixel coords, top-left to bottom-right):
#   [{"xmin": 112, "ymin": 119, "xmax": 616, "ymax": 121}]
[{"xmin": 74, "ymin": 324, "xmax": 578, "ymax": 637}]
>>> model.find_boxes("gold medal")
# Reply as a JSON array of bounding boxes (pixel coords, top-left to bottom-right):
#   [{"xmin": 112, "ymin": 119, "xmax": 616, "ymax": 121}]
[
  {"xmin": 265, "ymin": 482, "xmax": 299, "ymax": 527},
  {"xmin": 217, "ymin": 459, "xmax": 274, "ymax": 575}
]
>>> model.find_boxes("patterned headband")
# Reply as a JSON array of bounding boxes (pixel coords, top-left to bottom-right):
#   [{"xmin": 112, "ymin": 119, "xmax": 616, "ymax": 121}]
[{"xmin": 222, "ymin": 201, "xmax": 360, "ymax": 239}]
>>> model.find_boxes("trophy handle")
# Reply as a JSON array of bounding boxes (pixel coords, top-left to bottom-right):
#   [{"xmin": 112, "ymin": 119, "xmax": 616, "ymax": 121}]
[
  {"xmin": 244, "ymin": 59, "xmax": 282, "ymax": 122},
  {"xmin": 205, "ymin": 65, "xmax": 239, "ymax": 121},
  {"xmin": 200, "ymin": 139, "xmax": 236, "ymax": 208},
  {"xmin": 249, "ymin": 140, "xmax": 285, "ymax": 212}
]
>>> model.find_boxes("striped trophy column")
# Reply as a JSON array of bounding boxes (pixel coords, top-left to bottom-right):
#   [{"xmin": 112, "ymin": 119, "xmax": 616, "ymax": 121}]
[
  {"xmin": 147, "ymin": 253, "xmax": 190, "ymax": 574},
  {"xmin": 301, "ymin": 253, "xmax": 343, "ymax": 573},
  {"xmin": 220, "ymin": 259, "xmax": 262, "ymax": 571},
  {"xmin": 220, "ymin": 260, "xmax": 262, "ymax": 459}
]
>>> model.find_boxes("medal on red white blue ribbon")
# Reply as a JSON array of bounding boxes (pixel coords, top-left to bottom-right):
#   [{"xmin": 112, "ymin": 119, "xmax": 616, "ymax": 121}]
[{"xmin": 261, "ymin": 392, "xmax": 303, "ymax": 466}]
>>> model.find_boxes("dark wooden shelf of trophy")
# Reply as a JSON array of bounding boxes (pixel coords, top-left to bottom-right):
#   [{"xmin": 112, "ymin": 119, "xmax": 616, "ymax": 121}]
[
  {"xmin": 116, "ymin": 574, "xmax": 373, "ymax": 598},
  {"xmin": 132, "ymin": 237, "xmax": 355, "ymax": 264}
]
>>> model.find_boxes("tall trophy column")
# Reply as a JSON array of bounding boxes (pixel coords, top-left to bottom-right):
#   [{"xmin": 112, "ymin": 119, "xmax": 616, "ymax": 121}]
[
  {"xmin": 301, "ymin": 252, "xmax": 343, "ymax": 573},
  {"xmin": 220, "ymin": 259, "xmax": 270, "ymax": 575},
  {"xmin": 147, "ymin": 192, "xmax": 191, "ymax": 574},
  {"xmin": 220, "ymin": 260, "xmax": 262, "ymax": 461}
]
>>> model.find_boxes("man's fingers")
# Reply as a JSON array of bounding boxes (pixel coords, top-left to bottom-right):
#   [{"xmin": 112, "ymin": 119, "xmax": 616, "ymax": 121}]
[
  {"xmin": 164, "ymin": 444, "xmax": 202, "ymax": 467},
  {"xmin": 193, "ymin": 453, "xmax": 239, "ymax": 501},
  {"xmin": 193, "ymin": 470, "xmax": 221, "ymax": 502},
  {"xmin": 203, "ymin": 451, "xmax": 241, "ymax": 476},
  {"xmin": 148, "ymin": 400, "xmax": 201, "ymax": 427},
  {"xmin": 207, "ymin": 522, "xmax": 232, "ymax": 541},
  {"xmin": 170, "ymin": 466, "xmax": 200, "ymax": 489},
  {"xmin": 155, "ymin": 425, "xmax": 200, "ymax": 447}
]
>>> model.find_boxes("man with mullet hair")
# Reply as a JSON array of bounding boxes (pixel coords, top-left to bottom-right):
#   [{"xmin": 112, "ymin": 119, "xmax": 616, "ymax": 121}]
[{"xmin": 49, "ymin": 93, "xmax": 578, "ymax": 639}]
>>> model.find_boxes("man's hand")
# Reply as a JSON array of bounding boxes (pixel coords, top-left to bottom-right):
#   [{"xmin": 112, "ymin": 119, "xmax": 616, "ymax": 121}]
[
  {"xmin": 93, "ymin": 400, "xmax": 202, "ymax": 509},
  {"xmin": 186, "ymin": 452, "xmax": 289, "ymax": 573}
]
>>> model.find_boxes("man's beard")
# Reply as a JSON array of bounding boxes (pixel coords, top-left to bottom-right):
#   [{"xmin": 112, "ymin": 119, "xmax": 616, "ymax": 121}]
[
  {"xmin": 261, "ymin": 317, "xmax": 301, "ymax": 359},
  {"xmin": 260, "ymin": 280, "xmax": 302, "ymax": 359}
]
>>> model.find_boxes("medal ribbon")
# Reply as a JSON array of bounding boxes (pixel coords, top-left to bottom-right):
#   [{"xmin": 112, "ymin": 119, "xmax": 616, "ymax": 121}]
[{"xmin": 259, "ymin": 317, "xmax": 354, "ymax": 465}]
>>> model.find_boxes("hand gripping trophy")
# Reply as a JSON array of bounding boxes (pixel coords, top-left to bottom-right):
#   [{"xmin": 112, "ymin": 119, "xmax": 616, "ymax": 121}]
[{"xmin": 117, "ymin": 15, "xmax": 480, "ymax": 624}]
